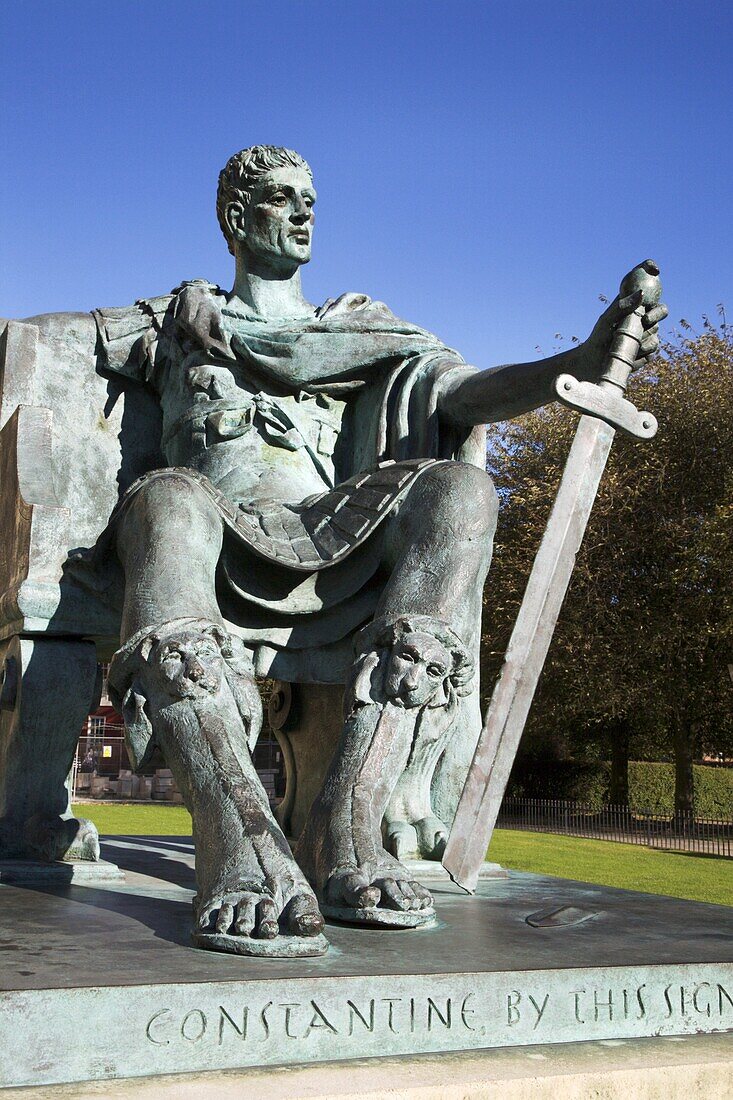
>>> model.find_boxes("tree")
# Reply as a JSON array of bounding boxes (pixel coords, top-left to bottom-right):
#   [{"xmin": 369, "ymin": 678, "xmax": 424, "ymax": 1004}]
[{"xmin": 482, "ymin": 317, "xmax": 733, "ymax": 814}]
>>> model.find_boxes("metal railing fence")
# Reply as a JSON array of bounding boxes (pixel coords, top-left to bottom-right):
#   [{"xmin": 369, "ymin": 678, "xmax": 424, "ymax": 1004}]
[{"xmin": 496, "ymin": 796, "xmax": 732, "ymax": 857}]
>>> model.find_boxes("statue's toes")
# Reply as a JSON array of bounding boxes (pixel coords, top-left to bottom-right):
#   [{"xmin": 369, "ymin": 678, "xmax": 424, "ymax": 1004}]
[
  {"xmin": 215, "ymin": 902, "xmax": 236, "ymax": 934},
  {"xmin": 284, "ymin": 893, "xmax": 325, "ymax": 937},
  {"xmin": 376, "ymin": 876, "xmax": 433, "ymax": 912},
  {"xmin": 192, "ymin": 880, "xmax": 330, "ymax": 956},
  {"xmin": 197, "ymin": 888, "xmax": 275, "ymax": 937},
  {"xmin": 409, "ymin": 880, "xmax": 434, "ymax": 909},
  {"xmin": 327, "ymin": 872, "xmax": 381, "ymax": 910},
  {"xmin": 375, "ymin": 877, "xmax": 417, "ymax": 911},
  {"xmin": 233, "ymin": 895, "xmax": 258, "ymax": 936},
  {"xmin": 255, "ymin": 896, "xmax": 279, "ymax": 939}
]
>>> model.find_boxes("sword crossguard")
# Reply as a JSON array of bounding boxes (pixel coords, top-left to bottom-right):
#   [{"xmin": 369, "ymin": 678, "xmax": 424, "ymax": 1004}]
[{"xmin": 553, "ymin": 373, "xmax": 658, "ymax": 439}]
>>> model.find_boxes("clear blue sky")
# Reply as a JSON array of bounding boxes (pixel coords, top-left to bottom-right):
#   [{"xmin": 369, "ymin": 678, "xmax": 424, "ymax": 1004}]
[{"xmin": 1, "ymin": 1, "xmax": 730, "ymax": 367}]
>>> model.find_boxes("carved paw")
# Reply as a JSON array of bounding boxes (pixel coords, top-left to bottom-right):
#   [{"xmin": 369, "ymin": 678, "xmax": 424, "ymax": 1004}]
[
  {"xmin": 413, "ymin": 815, "xmax": 448, "ymax": 860},
  {"xmin": 384, "ymin": 814, "xmax": 447, "ymax": 861},
  {"xmin": 383, "ymin": 820, "xmax": 420, "ymax": 861},
  {"xmin": 24, "ymin": 814, "xmax": 100, "ymax": 863}
]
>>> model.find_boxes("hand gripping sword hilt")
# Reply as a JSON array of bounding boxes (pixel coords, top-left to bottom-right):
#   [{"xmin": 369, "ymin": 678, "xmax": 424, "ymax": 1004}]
[{"xmin": 554, "ymin": 260, "xmax": 662, "ymax": 440}]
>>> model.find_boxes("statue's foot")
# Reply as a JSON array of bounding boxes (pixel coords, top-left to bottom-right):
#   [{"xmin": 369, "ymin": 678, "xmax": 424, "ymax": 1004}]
[
  {"xmin": 193, "ymin": 864, "xmax": 329, "ymax": 957},
  {"xmin": 319, "ymin": 855, "xmax": 435, "ymax": 929},
  {"xmin": 23, "ymin": 814, "xmax": 100, "ymax": 862},
  {"xmin": 297, "ymin": 795, "xmax": 436, "ymax": 929},
  {"xmin": 193, "ymin": 887, "xmax": 328, "ymax": 956}
]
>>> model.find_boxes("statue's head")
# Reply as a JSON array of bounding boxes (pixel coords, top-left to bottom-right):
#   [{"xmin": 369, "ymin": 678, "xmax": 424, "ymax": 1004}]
[{"xmin": 217, "ymin": 145, "xmax": 315, "ymax": 270}]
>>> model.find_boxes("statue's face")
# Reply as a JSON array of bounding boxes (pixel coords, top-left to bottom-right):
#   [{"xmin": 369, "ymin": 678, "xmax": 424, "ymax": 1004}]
[
  {"xmin": 383, "ymin": 632, "xmax": 452, "ymax": 708},
  {"xmin": 240, "ymin": 166, "xmax": 316, "ymax": 269}
]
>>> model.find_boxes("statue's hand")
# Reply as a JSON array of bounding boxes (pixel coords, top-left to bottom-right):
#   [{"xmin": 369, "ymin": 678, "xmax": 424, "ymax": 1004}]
[{"xmin": 577, "ymin": 268, "xmax": 668, "ymax": 383}]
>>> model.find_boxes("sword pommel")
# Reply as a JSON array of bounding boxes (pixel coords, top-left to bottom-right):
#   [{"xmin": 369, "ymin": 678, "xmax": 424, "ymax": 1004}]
[{"xmin": 619, "ymin": 258, "xmax": 662, "ymax": 308}]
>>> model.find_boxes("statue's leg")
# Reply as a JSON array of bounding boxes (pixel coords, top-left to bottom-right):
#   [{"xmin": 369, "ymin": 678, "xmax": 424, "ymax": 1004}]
[
  {"xmin": 114, "ymin": 474, "xmax": 326, "ymax": 956},
  {"xmin": 377, "ymin": 461, "xmax": 497, "ymax": 638},
  {"xmin": 381, "ymin": 464, "xmax": 496, "ymax": 858},
  {"xmin": 297, "ymin": 462, "xmax": 497, "ymax": 919}
]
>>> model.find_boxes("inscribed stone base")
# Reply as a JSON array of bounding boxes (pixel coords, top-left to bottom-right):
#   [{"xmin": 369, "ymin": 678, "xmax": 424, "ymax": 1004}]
[{"xmin": 0, "ymin": 835, "xmax": 730, "ymax": 1090}]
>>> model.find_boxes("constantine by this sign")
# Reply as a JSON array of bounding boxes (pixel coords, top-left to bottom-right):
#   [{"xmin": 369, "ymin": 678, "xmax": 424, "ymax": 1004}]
[
  {"xmin": 2, "ymin": 966, "xmax": 732, "ymax": 1087},
  {"xmin": 136, "ymin": 969, "xmax": 733, "ymax": 1056}
]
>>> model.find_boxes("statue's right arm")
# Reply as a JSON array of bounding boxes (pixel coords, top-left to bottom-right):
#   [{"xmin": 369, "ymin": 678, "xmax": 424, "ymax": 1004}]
[
  {"xmin": 436, "ymin": 347, "xmax": 582, "ymax": 427},
  {"xmin": 436, "ymin": 288, "xmax": 666, "ymax": 428}
]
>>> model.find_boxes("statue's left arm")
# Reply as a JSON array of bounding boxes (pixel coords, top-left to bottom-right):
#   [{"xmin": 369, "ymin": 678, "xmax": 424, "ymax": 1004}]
[{"xmin": 437, "ymin": 283, "xmax": 667, "ymax": 428}]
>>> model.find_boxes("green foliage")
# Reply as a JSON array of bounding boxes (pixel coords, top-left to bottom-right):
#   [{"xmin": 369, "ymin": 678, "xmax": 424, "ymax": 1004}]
[
  {"xmin": 626, "ymin": 760, "xmax": 676, "ymax": 812},
  {"xmin": 508, "ymin": 758, "xmax": 733, "ymax": 816},
  {"xmin": 628, "ymin": 761, "xmax": 733, "ymax": 817},
  {"xmin": 483, "ymin": 320, "xmax": 733, "ymax": 808},
  {"xmin": 508, "ymin": 759, "xmax": 610, "ymax": 807}
]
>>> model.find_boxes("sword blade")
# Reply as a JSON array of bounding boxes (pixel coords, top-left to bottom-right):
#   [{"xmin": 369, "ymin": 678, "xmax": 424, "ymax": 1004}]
[{"xmin": 442, "ymin": 414, "xmax": 616, "ymax": 891}]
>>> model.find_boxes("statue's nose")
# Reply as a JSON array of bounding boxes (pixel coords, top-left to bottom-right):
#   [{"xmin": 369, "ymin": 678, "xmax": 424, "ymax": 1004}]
[
  {"xmin": 404, "ymin": 667, "xmax": 421, "ymax": 691},
  {"xmin": 290, "ymin": 195, "xmax": 310, "ymax": 223},
  {"xmin": 188, "ymin": 659, "xmax": 205, "ymax": 682}
]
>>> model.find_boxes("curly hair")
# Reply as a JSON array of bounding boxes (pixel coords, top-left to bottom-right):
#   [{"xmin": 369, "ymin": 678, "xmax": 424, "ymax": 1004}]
[{"xmin": 216, "ymin": 145, "xmax": 313, "ymax": 254}]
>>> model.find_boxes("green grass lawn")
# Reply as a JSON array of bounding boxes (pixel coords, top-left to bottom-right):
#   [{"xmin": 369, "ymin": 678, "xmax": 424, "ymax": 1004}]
[
  {"xmin": 79, "ymin": 802, "xmax": 192, "ymax": 836},
  {"xmin": 487, "ymin": 828, "xmax": 732, "ymax": 908},
  {"xmin": 77, "ymin": 803, "xmax": 733, "ymax": 908}
]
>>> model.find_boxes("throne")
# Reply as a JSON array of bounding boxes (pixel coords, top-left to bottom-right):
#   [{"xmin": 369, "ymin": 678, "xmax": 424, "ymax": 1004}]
[{"xmin": 0, "ymin": 311, "xmax": 473, "ymax": 862}]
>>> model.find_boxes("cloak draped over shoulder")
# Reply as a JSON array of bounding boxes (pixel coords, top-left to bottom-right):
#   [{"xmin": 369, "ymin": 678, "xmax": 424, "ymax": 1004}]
[{"xmin": 94, "ymin": 282, "xmax": 486, "ymax": 680}]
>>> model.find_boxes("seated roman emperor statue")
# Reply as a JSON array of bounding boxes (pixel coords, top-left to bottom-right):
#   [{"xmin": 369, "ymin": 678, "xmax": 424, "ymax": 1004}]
[{"xmin": 90, "ymin": 145, "xmax": 665, "ymax": 956}]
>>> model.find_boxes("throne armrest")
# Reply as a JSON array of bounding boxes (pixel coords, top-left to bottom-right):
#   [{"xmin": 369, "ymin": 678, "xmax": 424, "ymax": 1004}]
[
  {"xmin": 0, "ymin": 404, "xmax": 71, "ymax": 637},
  {"xmin": 0, "ymin": 311, "xmax": 163, "ymax": 644}
]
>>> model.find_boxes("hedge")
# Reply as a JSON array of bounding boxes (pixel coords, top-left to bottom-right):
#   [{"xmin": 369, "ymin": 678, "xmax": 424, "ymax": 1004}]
[
  {"xmin": 629, "ymin": 761, "xmax": 733, "ymax": 818},
  {"xmin": 507, "ymin": 759, "xmax": 733, "ymax": 817}
]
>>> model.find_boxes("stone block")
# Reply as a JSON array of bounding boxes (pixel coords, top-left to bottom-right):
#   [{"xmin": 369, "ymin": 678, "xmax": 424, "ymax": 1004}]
[{"xmin": 0, "ymin": 837, "xmax": 729, "ymax": 1089}]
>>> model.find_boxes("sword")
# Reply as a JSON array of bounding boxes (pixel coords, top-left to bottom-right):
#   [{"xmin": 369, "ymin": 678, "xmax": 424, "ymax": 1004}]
[{"xmin": 442, "ymin": 260, "xmax": 662, "ymax": 892}]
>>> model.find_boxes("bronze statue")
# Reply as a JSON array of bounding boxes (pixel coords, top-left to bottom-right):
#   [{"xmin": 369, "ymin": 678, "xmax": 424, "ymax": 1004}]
[{"xmin": 1, "ymin": 145, "xmax": 666, "ymax": 957}]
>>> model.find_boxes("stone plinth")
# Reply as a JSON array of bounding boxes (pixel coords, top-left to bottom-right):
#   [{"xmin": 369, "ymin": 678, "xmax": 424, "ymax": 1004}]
[
  {"xmin": 0, "ymin": 858, "xmax": 124, "ymax": 884},
  {"xmin": 0, "ymin": 836, "xmax": 730, "ymax": 1089}
]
